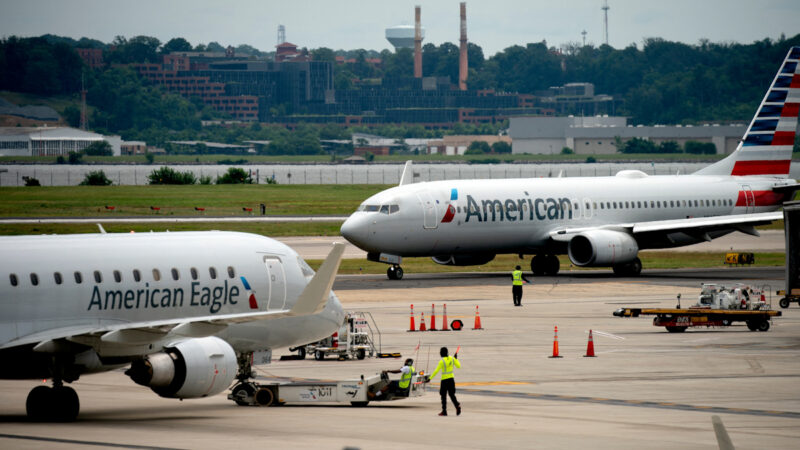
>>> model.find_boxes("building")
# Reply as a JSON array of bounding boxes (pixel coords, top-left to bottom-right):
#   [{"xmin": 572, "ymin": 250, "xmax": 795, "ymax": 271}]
[
  {"xmin": 427, "ymin": 135, "xmax": 512, "ymax": 155},
  {"xmin": 509, "ymin": 116, "xmax": 745, "ymax": 155},
  {"xmin": 0, "ymin": 127, "xmax": 121, "ymax": 157},
  {"xmin": 120, "ymin": 141, "xmax": 148, "ymax": 155},
  {"xmin": 76, "ymin": 48, "xmax": 104, "ymax": 69}
]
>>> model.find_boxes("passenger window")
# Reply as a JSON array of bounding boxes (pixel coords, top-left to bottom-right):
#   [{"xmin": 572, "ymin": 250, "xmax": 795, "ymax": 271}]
[
  {"xmin": 54, "ymin": 272, "xmax": 63, "ymax": 285},
  {"xmin": 625, "ymin": 202, "xmax": 629, "ymax": 208},
  {"xmin": 171, "ymin": 268, "xmax": 180, "ymax": 281},
  {"xmin": 113, "ymin": 270, "xmax": 122, "ymax": 283},
  {"xmin": 133, "ymin": 269, "xmax": 141, "ymax": 282},
  {"xmin": 152, "ymin": 269, "xmax": 161, "ymax": 281},
  {"xmin": 637, "ymin": 201, "xmax": 641, "ymax": 208},
  {"xmin": 650, "ymin": 201, "xmax": 654, "ymax": 208},
  {"xmin": 669, "ymin": 201, "xmax": 674, "ymax": 207},
  {"xmin": 227, "ymin": 266, "xmax": 236, "ymax": 278},
  {"xmin": 9, "ymin": 274, "xmax": 18, "ymax": 287},
  {"xmin": 93, "ymin": 271, "xmax": 102, "ymax": 283},
  {"xmin": 657, "ymin": 201, "xmax": 661, "ymax": 208},
  {"xmin": 74, "ymin": 271, "xmax": 82, "ymax": 284},
  {"xmin": 712, "ymin": 200, "xmax": 716, "ymax": 206},
  {"xmin": 190, "ymin": 267, "xmax": 198, "ymax": 280},
  {"xmin": 30, "ymin": 273, "xmax": 39, "ymax": 286},
  {"xmin": 209, "ymin": 267, "xmax": 217, "ymax": 279},
  {"xmin": 600, "ymin": 203, "xmax": 604, "ymax": 209}
]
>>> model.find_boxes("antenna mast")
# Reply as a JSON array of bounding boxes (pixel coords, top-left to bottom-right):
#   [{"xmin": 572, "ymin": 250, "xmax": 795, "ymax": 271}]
[{"xmin": 602, "ymin": 0, "xmax": 610, "ymax": 46}]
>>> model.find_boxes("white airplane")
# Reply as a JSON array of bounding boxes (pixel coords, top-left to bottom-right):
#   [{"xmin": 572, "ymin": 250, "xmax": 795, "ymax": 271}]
[
  {"xmin": 0, "ymin": 231, "xmax": 346, "ymax": 420},
  {"xmin": 341, "ymin": 46, "xmax": 800, "ymax": 280}
]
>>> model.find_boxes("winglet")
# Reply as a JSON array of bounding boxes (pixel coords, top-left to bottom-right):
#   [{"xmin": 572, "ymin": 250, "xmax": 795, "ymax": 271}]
[
  {"xmin": 399, "ymin": 161, "xmax": 413, "ymax": 186},
  {"xmin": 289, "ymin": 242, "xmax": 345, "ymax": 316},
  {"xmin": 97, "ymin": 224, "xmax": 107, "ymax": 234}
]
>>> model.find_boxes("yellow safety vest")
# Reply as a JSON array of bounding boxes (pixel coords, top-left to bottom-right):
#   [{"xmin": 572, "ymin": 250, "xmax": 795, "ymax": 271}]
[
  {"xmin": 432, "ymin": 356, "xmax": 461, "ymax": 380},
  {"xmin": 512, "ymin": 270, "xmax": 523, "ymax": 286},
  {"xmin": 399, "ymin": 365, "xmax": 415, "ymax": 389}
]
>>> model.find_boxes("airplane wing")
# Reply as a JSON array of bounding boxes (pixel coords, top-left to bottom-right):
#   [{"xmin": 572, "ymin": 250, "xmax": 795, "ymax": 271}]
[
  {"xmin": 549, "ymin": 211, "xmax": 782, "ymax": 245},
  {"xmin": 4, "ymin": 243, "xmax": 346, "ymax": 352}
]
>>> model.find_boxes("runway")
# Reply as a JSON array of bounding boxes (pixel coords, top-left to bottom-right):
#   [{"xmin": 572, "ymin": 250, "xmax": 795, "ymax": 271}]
[{"xmin": 1, "ymin": 268, "xmax": 797, "ymax": 449}]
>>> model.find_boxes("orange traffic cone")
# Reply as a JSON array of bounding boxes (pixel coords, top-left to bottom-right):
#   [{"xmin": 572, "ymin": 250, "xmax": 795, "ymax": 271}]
[
  {"xmin": 430, "ymin": 304, "xmax": 437, "ymax": 331},
  {"xmin": 584, "ymin": 329, "xmax": 596, "ymax": 357},
  {"xmin": 419, "ymin": 311, "xmax": 427, "ymax": 331},
  {"xmin": 442, "ymin": 304, "xmax": 449, "ymax": 331},
  {"xmin": 473, "ymin": 305, "xmax": 483, "ymax": 330},
  {"xmin": 549, "ymin": 325, "xmax": 562, "ymax": 358},
  {"xmin": 408, "ymin": 304, "xmax": 416, "ymax": 332}
]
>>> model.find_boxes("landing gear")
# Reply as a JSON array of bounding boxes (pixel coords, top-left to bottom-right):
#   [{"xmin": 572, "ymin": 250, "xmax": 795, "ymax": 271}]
[
  {"xmin": 530, "ymin": 255, "xmax": 560, "ymax": 276},
  {"xmin": 612, "ymin": 257, "xmax": 642, "ymax": 276},
  {"xmin": 25, "ymin": 384, "xmax": 80, "ymax": 422},
  {"xmin": 387, "ymin": 265, "xmax": 404, "ymax": 280},
  {"xmin": 229, "ymin": 351, "xmax": 263, "ymax": 407}
]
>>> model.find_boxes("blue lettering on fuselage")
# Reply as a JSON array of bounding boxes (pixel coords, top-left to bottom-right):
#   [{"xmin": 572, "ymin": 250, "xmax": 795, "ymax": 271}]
[
  {"xmin": 89, "ymin": 279, "xmax": 242, "ymax": 314},
  {"xmin": 464, "ymin": 194, "xmax": 572, "ymax": 223}
]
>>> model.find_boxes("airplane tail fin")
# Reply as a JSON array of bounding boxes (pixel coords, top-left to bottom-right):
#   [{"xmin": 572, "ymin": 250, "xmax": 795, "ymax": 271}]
[
  {"xmin": 399, "ymin": 161, "xmax": 414, "ymax": 186},
  {"xmin": 694, "ymin": 46, "xmax": 799, "ymax": 178}
]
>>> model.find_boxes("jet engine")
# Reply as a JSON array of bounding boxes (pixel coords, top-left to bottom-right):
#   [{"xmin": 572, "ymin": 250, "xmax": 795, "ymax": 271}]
[
  {"xmin": 567, "ymin": 230, "xmax": 639, "ymax": 266},
  {"xmin": 431, "ymin": 253, "xmax": 496, "ymax": 266},
  {"xmin": 126, "ymin": 336, "xmax": 237, "ymax": 399}
]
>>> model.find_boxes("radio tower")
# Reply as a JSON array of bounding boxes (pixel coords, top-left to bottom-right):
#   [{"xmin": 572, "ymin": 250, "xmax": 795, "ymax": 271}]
[
  {"xmin": 277, "ymin": 25, "xmax": 286, "ymax": 45},
  {"xmin": 601, "ymin": 0, "xmax": 609, "ymax": 46}
]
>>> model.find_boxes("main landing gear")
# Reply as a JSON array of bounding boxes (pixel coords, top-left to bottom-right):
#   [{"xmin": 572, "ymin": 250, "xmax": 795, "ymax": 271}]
[
  {"xmin": 229, "ymin": 352, "xmax": 278, "ymax": 407},
  {"xmin": 612, "ymin": 257, "xmax": 642, "ymax": 276},
  {"xmin": 387, "ymin": 265, "xmax": 404, "ymax": 280},
  {"xmin": 26, "ymin": 378, "xmax": 80, "ymax": 422},
  {"xmin": 530, "ymin": 254, "xmax": 560, "ymax": 276}
]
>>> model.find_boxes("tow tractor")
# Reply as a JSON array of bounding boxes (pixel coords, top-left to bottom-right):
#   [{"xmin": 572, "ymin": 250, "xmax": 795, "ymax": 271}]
[
  {"xmin": 228, "ymin": 371, "xmax": 426, "ymax": 407},
  {"xmin": 613, "ymin": 283, "xmax": 781, "ymax": 332}
]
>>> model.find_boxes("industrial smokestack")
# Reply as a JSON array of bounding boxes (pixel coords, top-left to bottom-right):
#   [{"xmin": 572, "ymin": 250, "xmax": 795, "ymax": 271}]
[
  {"xmin": 414, "ymin": 5, "xmax": 422, "ymax": 78},
  {"xmin": 459, "ymin": 2, "xmax": 467, "ymax": 90}
]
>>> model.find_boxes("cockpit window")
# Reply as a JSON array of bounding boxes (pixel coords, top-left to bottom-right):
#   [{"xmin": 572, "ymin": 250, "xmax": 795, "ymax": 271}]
[
  {"xmin": 364, "ymin": 205, "xmax": 379, "ymax": 212},
  {"xmin": 379, "ymin": 205, "xmax": 390, "ymax": 214},
  {"xmin": 359, "ymin": 204, "xmax": 399, "ymax": 214},
  {"xmin": 390, "ymin": 205, "xmax": 399, "ymax": 214},
  {"xmin": 297, "ymin": 256, "xmax": 315, "ymax": 279}
]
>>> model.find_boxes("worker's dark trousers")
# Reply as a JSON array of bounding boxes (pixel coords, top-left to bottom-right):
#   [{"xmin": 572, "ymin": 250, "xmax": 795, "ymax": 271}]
[
  {"xmin": 440, "ymin": 378, "xmax": 459, "ymax": 412},
  {"xmin": 512, "ymin": 285, "xmax": 523, "ymax": 306}
]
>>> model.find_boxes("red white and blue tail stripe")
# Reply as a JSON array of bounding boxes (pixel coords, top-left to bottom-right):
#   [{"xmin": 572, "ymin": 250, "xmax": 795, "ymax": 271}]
[{"xmin": 696, "ymin": 46, "xmax": 799, "ymax": 177}]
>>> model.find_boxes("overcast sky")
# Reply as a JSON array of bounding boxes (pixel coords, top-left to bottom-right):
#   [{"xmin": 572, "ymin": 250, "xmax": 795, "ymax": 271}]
[{"xmin": 1, "ymin": 0, "xmax": 798, "ymax": 56}]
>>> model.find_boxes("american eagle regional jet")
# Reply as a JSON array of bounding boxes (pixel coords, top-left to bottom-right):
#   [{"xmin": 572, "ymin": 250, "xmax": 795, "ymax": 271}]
[
  {"xmin": 0, "ymin": 231, "xmax": 346, "ymax": 420},
  {"xmin": 341, "ymin": 47, "xmax": 800, "ymax": 280}
]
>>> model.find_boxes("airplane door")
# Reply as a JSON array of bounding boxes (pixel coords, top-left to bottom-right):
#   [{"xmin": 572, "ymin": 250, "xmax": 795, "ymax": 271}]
[
  {"xmin": 417, "ymin": 192, "xmax": 438, "ymax": 229},
  {"xmin": 263, "ymin": 256, "xmax": 287, "ymax": 310},
  {"xmin": 741, "ymin": 185, "xmax": 755, "ymax": 213}
]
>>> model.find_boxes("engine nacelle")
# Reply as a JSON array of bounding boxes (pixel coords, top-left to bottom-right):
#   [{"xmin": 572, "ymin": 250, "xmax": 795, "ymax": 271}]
[
  {"xmin": 126, "ymin": 336, "xmax": 237, "ymax": 399},
  {"xmin": 567, "ymin": 230, "xmax": 639, "ymax": 266},
  {"xmin": 431, "ymin": 253, "xmax": 496, "ymax": 266}
]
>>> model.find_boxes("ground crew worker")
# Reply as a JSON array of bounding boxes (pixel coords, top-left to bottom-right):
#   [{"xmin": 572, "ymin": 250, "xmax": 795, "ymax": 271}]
[
  {"xmin": 512, "ymin": 265, "xmax": 531, "ymax": 306},
  {"xmin": 372, "ymin": 358, "xmax": 415, "ymax": 399},
  {"xmin": 427, "ymin": 346, "xmax": 461, "ymax": 416}
]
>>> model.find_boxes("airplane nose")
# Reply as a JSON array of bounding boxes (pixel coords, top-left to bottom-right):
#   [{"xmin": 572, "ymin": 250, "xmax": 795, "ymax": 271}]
[{"xmin": 340, "ymin": 216, "xmax": 367, "ymax": 247}]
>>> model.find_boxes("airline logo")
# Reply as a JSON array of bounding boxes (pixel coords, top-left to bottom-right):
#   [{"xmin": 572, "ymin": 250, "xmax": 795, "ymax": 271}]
[
  {"xmin": 734, "ymin": 46, "xmax": 799, "ymax": 176},
  {"xmin": 441, "ymin": 188, "xmax": 458, "ymax": 223},
  {"xmin": 240, "ymin": 276, "xmax": 259, "ymax": 309}
]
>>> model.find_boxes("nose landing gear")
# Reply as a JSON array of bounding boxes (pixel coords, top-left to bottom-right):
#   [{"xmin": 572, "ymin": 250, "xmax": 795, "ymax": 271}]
[{"xmin": 387, "ymin": 265, "xmax": 404, "ymax": 280}]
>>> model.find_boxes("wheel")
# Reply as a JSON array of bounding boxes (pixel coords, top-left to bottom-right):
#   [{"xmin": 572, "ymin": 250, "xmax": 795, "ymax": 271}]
[
  {"xmin": 779, "ymin": 298, "xmax": 790, "ymax": 309},
  {"xmin": 52, "ymin": 386, "xmax": 79, "ymax": 422},
  {"xmin": 628, "ymin": 257, "xmax": 642, "ymax": 276},
  {"xmin": 254, "ymin": 387, "xmax": 274, "ymax": 406},
  {"xmin": 757, "ymin": 320, "xmax": 770, "ymax": 332},
  {"xmin": 296, "ymin": 347, "xmax": 306, "ymax": 359},
  {"xmin": 231, "ymin": 383, "xmax": 256, "ymax": 406},
  {"xmin": 544, "ymin": 255, "xmax": 560, "ymax": 275},
  {"xmin": 746, "ymin": 321, "xmax": 758, "ymax": 331},
  {"xmin": 387, "ymin": 266, "xmax": 397, "ymax": 280},
  {"xmin": 26, "ymin": 385, "xmax": 51, "ymax": 421},
  {"xmin": 356, "ymin": 348, "xmax": 366, "ymax": 360},
  {"xmin": 530, "ymin": 255, "xmax": 545, "ymax": 275},
  {"xmin": 666, "ymin": 326, "xmax": 687, "ymax": 333},
  {"xmin": 315, "ymin": 350, "xmax": 324, "ymax": 361},
  {"xmin": 394, "ymin": 266, "xmax": 404, "ymax": 280},
  {"xmin": 350, "ymin": 401, "xmax": 369, "ymax": 407}
]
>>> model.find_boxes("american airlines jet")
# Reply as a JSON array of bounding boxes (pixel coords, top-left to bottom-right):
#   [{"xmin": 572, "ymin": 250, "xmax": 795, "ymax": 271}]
[
  {"xmin": 341, "ymin": 47, "xmax": 800, "ymax": 280},
  {"xmin": 0, "ymin": 231, "xmax": 346, "ymax": 420}
]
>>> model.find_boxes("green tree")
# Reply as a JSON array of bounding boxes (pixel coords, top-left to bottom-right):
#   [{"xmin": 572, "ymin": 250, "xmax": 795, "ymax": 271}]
[
  {"xmin": 492, "ymin": 141, "xmax": 513, "ymax": 154},
  {"xmin": 62, "ymin": 105, "xmax": 81, "ymax": 127},
  {"xmin": 619, "ymin": 137, "xmax": 657, "ymax": 154},
  {"xmin": 684, "ymin": 141, "xmax": 717, "ymax": 154},
  {"xmin": 147, "ymin": 166, "xmax": 197, "ymax": 184},
  {"xmin": 216, "ymin": 167, "xmax": 252, "ymax": 184},
  {"xmin": 80, "ymin": 170, "xmax": 113, "ymax": 185},
  {"xmin": 161, "ymin": 37, "xmax": 192, "ymax": 54},
  {"xmin": 467, "ymin": 141, "xmax": 491, "ymax": 154},
  {"xmin": 83, "ymin": 140, "xmax": 113, "ymax": 156},
  {"xmin": 560, "ymin": 147, "xmax": 574, "ymax": 155},
  {"xmin": 67, "ymin": 151, "xmax": 83, "ymax": 164},
  {"xmin": 311, "ymin": 47, "xmax": 336, "ymax": 62},
  {"xmin": 657, "ymin": 141, "xmax": 682, "ymax": 154}
]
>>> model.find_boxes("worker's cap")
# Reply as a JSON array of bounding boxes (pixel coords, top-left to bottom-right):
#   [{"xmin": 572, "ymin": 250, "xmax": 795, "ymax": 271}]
[{"xmin": 405, "ymin": 358, "xmax": 413, "ymax": 366}]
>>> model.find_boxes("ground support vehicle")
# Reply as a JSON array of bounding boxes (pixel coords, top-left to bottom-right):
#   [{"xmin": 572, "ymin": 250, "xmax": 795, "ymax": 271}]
[
  {"xmin": 777, "ymin": 289, "xmax": 800, "ymax": 308},
  {"xmin": 293, "ymin": 312, "xmax": 382, "ymax": 360},
  {"xmin": 613, "ymin": 283, "xmax": 781, "ymax": 332},
  {"xmin": 228, "ymin": 372, "xmax": 426, "ymax": 407}
]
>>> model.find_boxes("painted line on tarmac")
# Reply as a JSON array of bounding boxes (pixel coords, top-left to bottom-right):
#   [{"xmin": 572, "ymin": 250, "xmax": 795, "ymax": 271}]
[
  {"xmin": 0, "ymin": 434, "xmax": 180, "ymax": 449},
  {"xmin": 458, "ymin": 389, "xmax": 800, "ymax": 419}
]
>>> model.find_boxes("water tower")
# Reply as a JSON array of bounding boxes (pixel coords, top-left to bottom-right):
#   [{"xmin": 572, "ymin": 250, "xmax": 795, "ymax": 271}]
[{"xmin": 385, "ymin": 24, "xmax": 423, "ymax": 50}]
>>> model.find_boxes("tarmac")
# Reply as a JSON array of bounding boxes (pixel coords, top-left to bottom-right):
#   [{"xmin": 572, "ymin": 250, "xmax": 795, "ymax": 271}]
[{"xmin": 1, "ymin": 267, "xmax": 798, "ymax": 449}]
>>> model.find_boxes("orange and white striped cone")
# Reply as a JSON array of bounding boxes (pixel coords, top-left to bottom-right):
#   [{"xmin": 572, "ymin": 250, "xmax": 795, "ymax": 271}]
[
  {"xmin": 442, "ymin": 304, "xmax": 449, "ymax": 331},
  {"xmin": 408, "ymin": 304, "xmax": 416, "ymax": 332},
  {"xmin": 430, "ymin": 304, "xmax": 437, "ymax": 331},
  {"xmin": 419, "ymin": 311, "xmax": 427, "ymax": 331},
  {"xmin": 473, "ymin": 305, "xmax": 483, "ymax": 330},
  {"xmin": 584, "ymin": 329, "xmax": 596, "ymax": 357},
  {"xmin": 549, "ymin": 325, "xmax": 562, "ymax": 358}
]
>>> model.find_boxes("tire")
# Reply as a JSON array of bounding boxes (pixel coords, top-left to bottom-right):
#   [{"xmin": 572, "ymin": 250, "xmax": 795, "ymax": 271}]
[
  {"xmin": 387, "ymin": 266, "xmax": 396, "ymax": 280},
  {"xmin": 757, "ymin": 320, "xmax": 770, "ymax": 332},
  {"xmin": 254, "ymin": 387, "xmax": 274, "ymax": 406},
  {"xmin": 779, "ymin": 298, "xmax": 790, "ymax": 309},
  {"xmin": 746, "ymin": 321, "xmax": 758, "ymax": 331},
  {"xmin": 315, "ymin": 350, "xmax": 324, "ymax": 361},
  {"xmin": 52, "ymin": 386, "xmax": 80, "ymax": 422},
  {"xmin": 356, "ymin": 348, "xmax": 366, "ymax": 360},
  {"xmin": 530, "ymin": 255, "xmax": 545, "ymax": 276},
  {"xmin": 231, "ymin": 383, "xmax": 256, "ymax": 406},
  {"xmin": 26, "ymin": 385, "xmax": 52, "ymax": 421},
  {"xmin": 613, "ymin": 258, "xmax": 642, "ymax": 277},
  {"xmin": 629, "ymin": 257, "xmax": 642, "ymax": 276},
  {"xmin": 395, "ymin": 266, "xmax": 404, "ymax": 280},
  {"xmin": 666, "ymin": 326, "xmax": 687, "ymax": 333},
  {"xmin": 544, "ymin": 255, "xmax": 560, "ymax": 275},
  {"xmin": 296, "ymin": 347, "xmax": 306, "ymax": 359}
]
